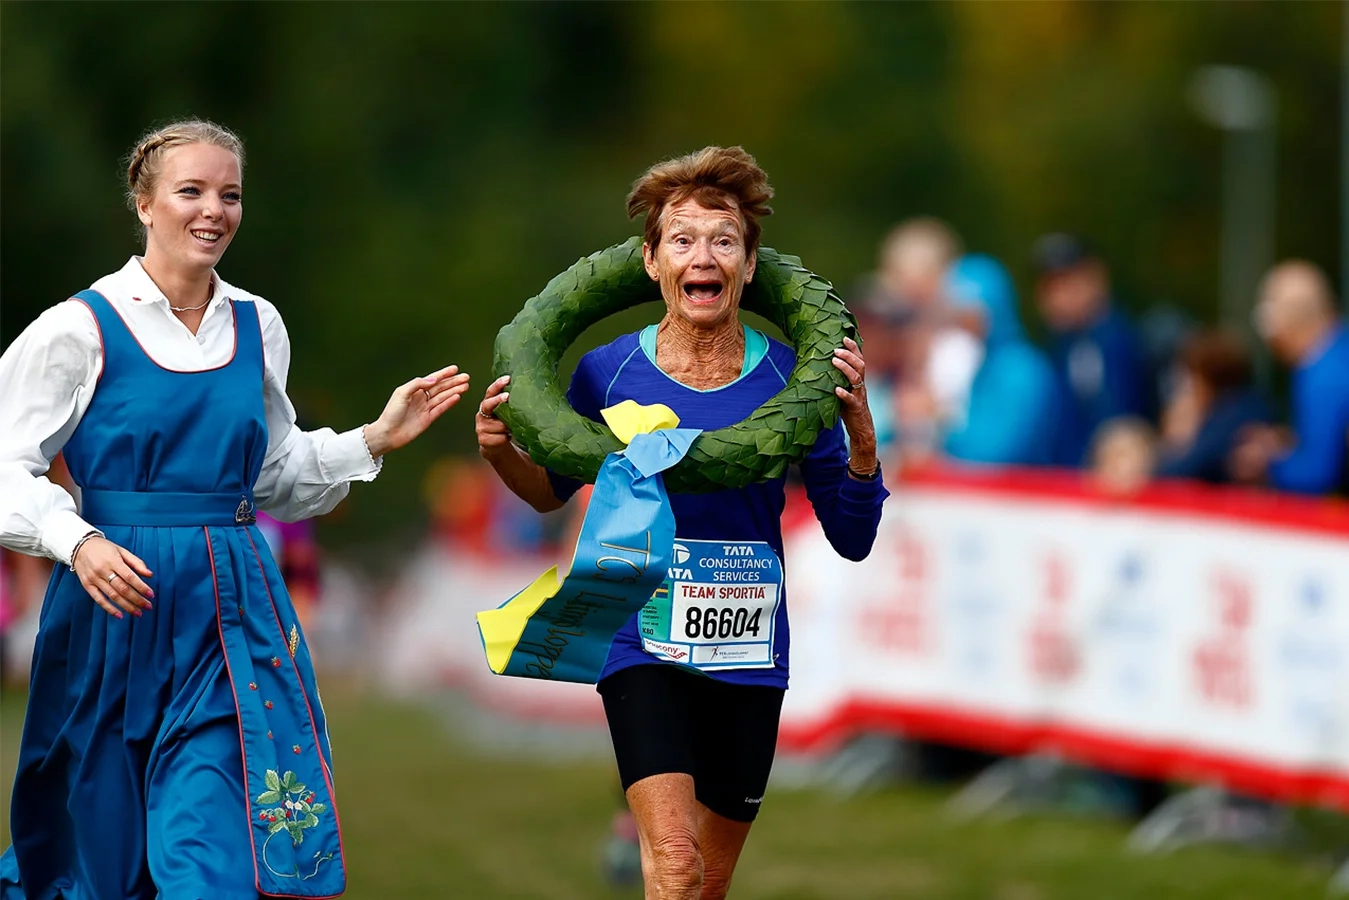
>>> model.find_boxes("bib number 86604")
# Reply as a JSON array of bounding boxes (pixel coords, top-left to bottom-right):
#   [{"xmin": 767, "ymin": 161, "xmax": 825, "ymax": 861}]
[{"xmin": 683, "ymin": 606, "xmax": 763, "ymax": 641}]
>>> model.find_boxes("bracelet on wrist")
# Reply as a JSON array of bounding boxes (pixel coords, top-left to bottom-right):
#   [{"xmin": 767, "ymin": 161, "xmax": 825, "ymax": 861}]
[
  {"xmin": 847, "ymin": 461, "xmax": 880, "ymax": 481},
  {"xmin": 69, "ymin": 530, "xmax": 102, "ymax": 566}
]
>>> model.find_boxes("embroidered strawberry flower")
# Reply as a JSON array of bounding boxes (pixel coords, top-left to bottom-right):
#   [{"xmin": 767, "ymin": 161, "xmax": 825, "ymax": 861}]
[{"xmin": 254, "ymin": 769, "xmax": 326, "ymax": 847}]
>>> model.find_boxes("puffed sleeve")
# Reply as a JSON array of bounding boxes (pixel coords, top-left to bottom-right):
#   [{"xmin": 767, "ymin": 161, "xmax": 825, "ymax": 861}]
[
  {"xmin": 251, "ymin": 299, "xmax": 382, "ymax": 521},
  {"xmin": 0, "ymin": 302, "xmax": 104, "ymax": 564}
]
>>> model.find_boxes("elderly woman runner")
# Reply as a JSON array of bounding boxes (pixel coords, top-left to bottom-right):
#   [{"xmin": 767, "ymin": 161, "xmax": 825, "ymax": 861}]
[
  {"xmin": 476, "ymin": 147, "xmax": 887, "ymax": 899},
  {"xmin": 0, "ymin": 120, "xmax": 470, "ymax": 899}
]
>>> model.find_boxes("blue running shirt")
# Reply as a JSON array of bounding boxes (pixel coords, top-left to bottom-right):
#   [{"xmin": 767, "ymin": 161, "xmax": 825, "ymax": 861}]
[{"xmin": 548, "ymin": 326, "xmax": 889, "ymax": 688}]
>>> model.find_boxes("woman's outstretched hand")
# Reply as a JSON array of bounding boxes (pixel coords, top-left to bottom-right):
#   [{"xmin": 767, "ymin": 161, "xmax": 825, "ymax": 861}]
[{"xmin": 364, "ymin": 365, "xmax": 471, "ymax": 457}]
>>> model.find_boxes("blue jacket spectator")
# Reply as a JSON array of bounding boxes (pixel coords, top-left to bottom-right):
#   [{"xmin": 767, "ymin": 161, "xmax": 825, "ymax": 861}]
[
  {"xmin": 1233, "ymin": 261, "xmax": 1349, "ymax": 495},
  {"xmin": 1033, "ymin": 234, "xmax": 1150, "ymax": 466},
  {"xmin": 1270, "ymin": 324, "xmax": 1349, "ymax": 493},
  {"xmin": 1155, "ymin": 330, "xmax": 1271, "ymax": 483},
  {"xmin": 942, "ymin": 255, "xmax": 1059, "ymax": 466}
]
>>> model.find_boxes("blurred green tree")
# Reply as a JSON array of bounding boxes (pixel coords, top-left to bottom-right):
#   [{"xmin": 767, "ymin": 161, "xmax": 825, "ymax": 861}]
[{"xmin": 2, "ymin": 0, "xmax": 1341, "ymax": 553}]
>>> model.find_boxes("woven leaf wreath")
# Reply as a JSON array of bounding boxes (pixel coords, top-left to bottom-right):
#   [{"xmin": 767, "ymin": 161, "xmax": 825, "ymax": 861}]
[{"xmin": 492, "ymin": 236, "xmax": 859, "ymax": 494}]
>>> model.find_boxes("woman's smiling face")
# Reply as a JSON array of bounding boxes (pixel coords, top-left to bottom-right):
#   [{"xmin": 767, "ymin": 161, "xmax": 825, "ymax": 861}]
[
  {"xmin": 644, "ymin": 197, "xmax": 757, "ymax": 334},
  {"xmin": 136, "ymin": 142, "xmax": 242, "ymax": 273}
]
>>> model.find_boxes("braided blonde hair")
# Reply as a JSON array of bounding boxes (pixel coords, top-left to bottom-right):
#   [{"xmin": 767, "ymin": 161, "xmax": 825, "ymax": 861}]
[{"xmin": 125, "ymin": 120, "xmax": 245, "ymax": 234}]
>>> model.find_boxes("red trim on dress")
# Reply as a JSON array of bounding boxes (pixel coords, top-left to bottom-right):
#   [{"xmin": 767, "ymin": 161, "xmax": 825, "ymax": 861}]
[
  {"xmin": 100, "ymin": 296, "xmax": 240, "ymax": 374},
  {"xmin": 213, "ymin": 528, "xmax": 345, "ymax": 900},
  {"xmin": 69, "ymin": 296, "xmax": 107, "ymax": 387},
  {"xmin": 205, "ymin": 528, "xmax": 264, "ymax": 892},
  {"xmin": 244, "ymin": 527, "xmax": 347, "ymax": 873},
  {"xmin": 256, "ymin": 300, "xmax": 268, "ymax": 387}
]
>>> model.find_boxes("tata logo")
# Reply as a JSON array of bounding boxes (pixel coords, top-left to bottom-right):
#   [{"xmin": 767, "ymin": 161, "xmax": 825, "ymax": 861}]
[
  {"xmin": 722, "ymin": 544, "xmax": 756, "ymax": 556},
  {"xmin": 672, "ymin": 543, "xmax": 690, "ymax": 564}
]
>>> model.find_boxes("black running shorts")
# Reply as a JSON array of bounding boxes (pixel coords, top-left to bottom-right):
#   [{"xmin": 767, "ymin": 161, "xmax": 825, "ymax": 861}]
[{"xmin": 598, "ymin": 663, "xmax": 785, "ymax": 823}]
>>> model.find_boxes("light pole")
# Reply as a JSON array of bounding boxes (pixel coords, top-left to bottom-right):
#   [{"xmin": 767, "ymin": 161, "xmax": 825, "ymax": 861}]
[{"xmin": 1188, "ymin": 65, "xmax": 1278, "ymax": 330}]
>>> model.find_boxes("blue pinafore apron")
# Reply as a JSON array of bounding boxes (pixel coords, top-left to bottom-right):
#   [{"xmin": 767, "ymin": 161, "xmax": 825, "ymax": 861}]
[{"xmin": 0, "ymin": 292, "xmax": 346, "ymax": 899}]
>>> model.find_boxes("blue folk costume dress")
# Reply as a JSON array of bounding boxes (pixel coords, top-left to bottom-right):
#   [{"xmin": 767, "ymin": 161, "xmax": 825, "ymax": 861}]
[{"xmin": 1, "ymin": 291, "xmax": 346, "ymax": 899}]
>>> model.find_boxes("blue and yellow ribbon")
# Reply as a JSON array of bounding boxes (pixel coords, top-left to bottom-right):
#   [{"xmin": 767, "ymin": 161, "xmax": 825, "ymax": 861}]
[{"xmin": 476, "ymin": 401, "xmax": 701, "ymax": 683}]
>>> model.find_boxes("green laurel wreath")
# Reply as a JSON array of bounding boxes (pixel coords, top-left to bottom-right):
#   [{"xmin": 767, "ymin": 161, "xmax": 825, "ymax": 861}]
[{"xmin": 492, "ymin": 236, "xmax": 858, "ymax": 494}]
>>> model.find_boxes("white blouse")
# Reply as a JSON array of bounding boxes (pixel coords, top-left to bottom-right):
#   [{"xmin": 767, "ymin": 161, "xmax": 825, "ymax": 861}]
[{"xmin": 0, "ymin": 257, "xmax": 381, "ymax": 565}]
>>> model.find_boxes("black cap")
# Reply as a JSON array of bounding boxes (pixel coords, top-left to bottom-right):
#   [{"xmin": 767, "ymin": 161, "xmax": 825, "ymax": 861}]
[{"xmin": 1032, "ymin": 233, "xmax": 1096, "ymax": 275}]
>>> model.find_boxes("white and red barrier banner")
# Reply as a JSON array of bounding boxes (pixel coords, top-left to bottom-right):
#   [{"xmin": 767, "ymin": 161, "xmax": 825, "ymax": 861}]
[
  {"xmin": 780, "ymin": 469, "xmax": 1349, "ymax": 809},
  {"xmin": 382, "ymin": 468, "xmax": 1349, "ymax": 809}
]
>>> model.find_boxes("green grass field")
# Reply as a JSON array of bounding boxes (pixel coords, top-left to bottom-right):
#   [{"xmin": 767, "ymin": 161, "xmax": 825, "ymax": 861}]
[{"xmin": 0, "ymin": 687, "xmax": 1329, "ymax": 899}]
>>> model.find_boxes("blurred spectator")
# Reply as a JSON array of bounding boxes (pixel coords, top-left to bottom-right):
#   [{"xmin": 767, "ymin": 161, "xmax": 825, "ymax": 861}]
[
  {"xmin": 1088, "ymin": 417, "xmax": 1157, "ymax": 498},
  {"xmin": 255, "ymin": 513, "xmax": 322, "ymax": 631},
  {"xmin": 1033, "ymin": 234, "xmax": 1150, "ymax": 466},
  {"xmin": 424, "ymin": 456, "xmax": 562, "ymax": 556},
  {"xmin": 1, "ymin": 549, "xmax": 16, "ymax": 687},
  {"xmin": 2, "ymin": 454, "xmax": 71, "ymax": 687},
  {"xmin": 0, "ymin": 549, "xmax": 50, "ymax": 687},
  {"xmin": 875, "ymin": 216, "xmax": 963, "ymax": 315},
  {"xmin": 1231, "ymin": 261, "xmax": 1349, "ymax": 494},
  {"xmin": 856, "ymin": 217, "xmax": 969, "ymax": 464},
  {"xmin": 1137, "ymin": 305, "xmax": 1198, "ymax": 416},
  {"xmin": 941, "ymin": 255, "xmax": 1059, "ymax": 466},
  {"xmin": 1155, "ymin": 330, "xmax": 1271, "ymax": 484},
  {"xmin": 425, "ymin": 456, "xmax": 497, "ymax": 551}
]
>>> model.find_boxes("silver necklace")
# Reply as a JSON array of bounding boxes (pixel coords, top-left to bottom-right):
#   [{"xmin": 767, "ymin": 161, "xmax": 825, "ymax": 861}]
[{"xmin": 168, "ymin": 298, "xmax": 210, "ymax": 312}]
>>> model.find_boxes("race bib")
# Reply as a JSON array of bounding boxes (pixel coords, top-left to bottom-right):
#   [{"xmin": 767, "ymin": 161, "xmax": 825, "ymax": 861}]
[{"xmin": 638, "ymin": 539, "xmax": 782, "ymax": 671}]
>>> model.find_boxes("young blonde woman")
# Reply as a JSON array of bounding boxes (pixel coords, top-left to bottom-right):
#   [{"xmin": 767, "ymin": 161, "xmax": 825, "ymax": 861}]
[{"xmin": 0, "ymin": 120, "xmax": 470, "ymax": 899}]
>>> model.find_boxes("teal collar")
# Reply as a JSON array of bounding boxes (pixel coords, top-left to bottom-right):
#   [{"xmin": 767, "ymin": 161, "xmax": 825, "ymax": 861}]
[{"xmin": 639, "ymin": 323, "xmax": 769, "ymax": 392}]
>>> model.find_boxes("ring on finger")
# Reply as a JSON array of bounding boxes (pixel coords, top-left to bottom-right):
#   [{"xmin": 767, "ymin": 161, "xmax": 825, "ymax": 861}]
[
  {"xmin": 106, "ymin": 572, "xmax": 119, "ymax": 583},
  {"xmin": 850, "ymin": 381, "xmax": 864, "ymax": 390}
]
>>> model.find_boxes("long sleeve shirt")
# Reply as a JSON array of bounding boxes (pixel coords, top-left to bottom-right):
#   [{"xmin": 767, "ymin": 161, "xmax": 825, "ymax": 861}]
[
  {"xmin": 0, "ymin": 257, "xmax": 381, "ymax": 565},
  {"xmin": 547, "ymin": 325, "xmax": 888, "ymax": 687},
  {"xmin": 1269, "ymin": 325, "xmax": 1349, "ymax": 495}
]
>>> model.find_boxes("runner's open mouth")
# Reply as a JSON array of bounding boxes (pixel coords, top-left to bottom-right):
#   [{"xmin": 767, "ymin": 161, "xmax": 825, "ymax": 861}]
[{"xmin": 683, "ymin": 282, "xmax": 724, "ymax": 303}]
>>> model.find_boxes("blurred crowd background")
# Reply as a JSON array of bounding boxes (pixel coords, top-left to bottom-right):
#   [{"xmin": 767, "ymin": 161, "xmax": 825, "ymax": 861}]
[
  {"xmin": 3, "ymin": 1, "xmax": 1344, "ymax": 547},
  {"xmin": 2, "ymin": 2, "xmax": 1348, "ymax": 897}
]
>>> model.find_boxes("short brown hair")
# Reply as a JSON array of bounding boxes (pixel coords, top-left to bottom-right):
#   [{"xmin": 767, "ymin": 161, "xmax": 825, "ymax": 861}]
[
  {"xmin": 626, "ymin": 146, "xmax": 774, "ymax": 254},
  {"xmin": 1180, "ymin": 330, "xmax": 1253, "ymax": 394}
]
